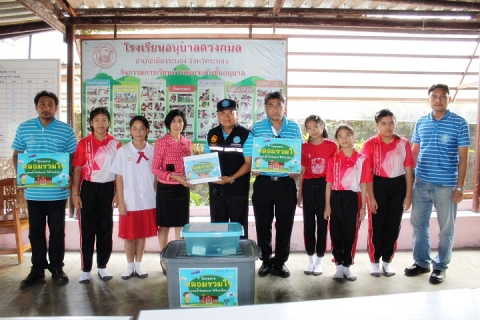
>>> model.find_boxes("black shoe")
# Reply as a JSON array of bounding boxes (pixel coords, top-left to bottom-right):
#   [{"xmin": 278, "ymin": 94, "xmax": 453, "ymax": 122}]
[
  {"xmin": 404, "ymin": 263, "xmax": 431, "ymax": 276},
  {"xmin": 271, "ymin": 264, "xmax": 290, "ymax": 278},
  {"xmin": 134, "ymin": 271, "xmax": 149, "ymax": 279},
  {"xmin": 98, "ymin": 272, "xmax": 113, "ymax": 281},
  {"xmin": 121, "ymin": 272, "xmax": 134, "ymax": 280},
  {"xmin": 258, "ymin": 262, "xmax": 272, "ymax": 277},
  {"xmin": 429, "ymin": 270, "xmax": 446, "ymax": 284},
  {"xmin": 51, "ymin": 269, "xmax": 69, "ymax": 285},
  {"xmin": 20, "ymin": 271, "xmax": 45, "ymax": 288}
]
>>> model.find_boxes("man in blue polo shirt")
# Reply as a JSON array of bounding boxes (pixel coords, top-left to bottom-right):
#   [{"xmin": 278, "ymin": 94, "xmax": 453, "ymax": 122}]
[
  {"xmin": 404, "ymin": 84, "xmax": 470, "ymax": 284},
  {"xmin": 12, "ymin": 91, "xmax": 77, "ymax": 288},
  {"xmin": 244, "ymin": 91, "xmax": 302, "ymax": 278}
]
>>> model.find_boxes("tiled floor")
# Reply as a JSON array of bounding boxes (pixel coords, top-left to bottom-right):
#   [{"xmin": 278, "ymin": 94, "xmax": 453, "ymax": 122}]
[{"xmin": 0, "ymin": 247, "xmax": 479, "ymax": 319}]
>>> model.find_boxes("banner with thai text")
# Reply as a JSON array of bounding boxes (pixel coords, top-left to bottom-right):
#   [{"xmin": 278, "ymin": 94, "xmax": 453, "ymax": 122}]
[{"xmin": 81, "ymin": 39, "xmax": 287, "ymax": 143}]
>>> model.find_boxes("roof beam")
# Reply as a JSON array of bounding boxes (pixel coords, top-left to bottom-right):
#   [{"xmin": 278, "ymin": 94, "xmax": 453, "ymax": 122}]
[
  {"xmin": 273, "ymin": 0, "xmax": 287, "ymax": 15},
  {"xmin": 0, "ymin": 21, "xmax": 53, "ymax": 40},
  {"xmin": 54, "ymin": 0, "xmax": 77, "ymax": 18},
  {"xmin": 72, "ymin": 8, "xmax": 479, "ymax": 18},
  {"xmin": 16, "ymin": 0, "xmax": 65, "ymax": 33},
  {"xmin": 70, "ymin": 16, "xmax": 480, "ymax": 32}
]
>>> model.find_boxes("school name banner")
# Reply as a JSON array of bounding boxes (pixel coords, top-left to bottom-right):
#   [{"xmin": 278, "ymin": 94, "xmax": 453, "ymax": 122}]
[{"xmin": 81, "ymin": 39, "xmax": 287, "ymax": 143}]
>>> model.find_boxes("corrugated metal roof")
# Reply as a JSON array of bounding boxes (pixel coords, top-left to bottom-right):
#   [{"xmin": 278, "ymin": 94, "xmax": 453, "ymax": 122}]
[{"xmin": 2, "ymin": 0, "xmax": 480, "ymax": 39}]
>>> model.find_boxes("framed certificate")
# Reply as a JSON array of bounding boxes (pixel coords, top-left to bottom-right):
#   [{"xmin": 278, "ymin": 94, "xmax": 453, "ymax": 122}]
[
  {"xmin": 17, "ymin": 153, "xmax": 70, "ymax": 188},
  {"xmin": 252, "ymin": 137, "xmax": 302, "ymax": 173},
  {"xmin": 183, "ymin": 152, "xmax": 221, "ymax": 184}
]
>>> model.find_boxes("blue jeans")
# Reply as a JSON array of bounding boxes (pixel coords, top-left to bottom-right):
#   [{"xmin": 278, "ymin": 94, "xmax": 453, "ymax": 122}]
[{"xmin": 410, "ymin": 179, "xmax": 457, "ymax": 271}]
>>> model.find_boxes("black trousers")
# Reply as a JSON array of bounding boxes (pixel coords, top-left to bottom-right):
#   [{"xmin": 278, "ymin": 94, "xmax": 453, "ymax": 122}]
[
  {"xmin": 368, "ymin": 175, "xmax": 406, "ymax": 263},
  {"xmin": 302, "ymin": 177, "xmax": 328, "ymax": 257},
  {"xmin": 252, "ymin": 175, "xmax": 297, "ymax": 268},
  {"xmin": 209, "ymin": 186, "xmax": 249, "ymax": 239},
  {"xmin": 27, "ymin": 199, "xmax": 67, "ymax": 274},
  {"xmin": 79, "ymin": 180, "xmax": 114, "ymax": 272},
  {"xmin": 329, "ymin": 190, "xmax": 361, "ymax": 267}
]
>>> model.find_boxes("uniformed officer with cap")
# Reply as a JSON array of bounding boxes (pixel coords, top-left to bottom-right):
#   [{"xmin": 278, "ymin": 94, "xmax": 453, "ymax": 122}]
[{"xmin": 204, "ymin": 99, "xmax": 252, "ymax": 238}]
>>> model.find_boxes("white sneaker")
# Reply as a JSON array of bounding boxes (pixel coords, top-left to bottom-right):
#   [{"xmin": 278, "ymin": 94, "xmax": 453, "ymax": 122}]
[
  {"xmin": 370, "ymin": 263, "xmax": 381, "ymax": 277},
  {"xmin": 313, "ymin": 263, "xmax": 323, "ymax": 276},
  {"xmin": 333, "ymin": 265, "xmax": 344, "ymax": 280},
  {"xmin": 344, "ymin": 266, "xmax": 357, "ymax": 281},
  {"xmin": 304, "ymin": 263, "xmax": 315, "ymax": 275},
  {"xmin": 382, "ymin": 262, "xmax": 396, "ymax": 277}
]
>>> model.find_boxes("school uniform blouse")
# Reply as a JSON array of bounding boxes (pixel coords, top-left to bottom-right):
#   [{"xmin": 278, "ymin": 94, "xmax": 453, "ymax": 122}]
[
  {"xmin": 151, "ymin": 133, "xmax": 191, "ymax": 184},
  {"xmin": 326, "ymin": 149, "xmax": 372, "ymax": 192},
  {"xmin": 362, "ymin": 134, "xmax": 415, "ymax": 178}
]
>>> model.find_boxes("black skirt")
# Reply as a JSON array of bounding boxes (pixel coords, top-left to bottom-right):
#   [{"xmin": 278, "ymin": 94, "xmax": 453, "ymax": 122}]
[{"xmin": 156, "ymin": 182, "xmax": 190, "ymax": 227}]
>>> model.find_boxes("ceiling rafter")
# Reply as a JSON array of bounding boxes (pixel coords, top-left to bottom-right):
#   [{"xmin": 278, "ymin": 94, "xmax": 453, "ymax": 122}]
[
  {"xmin": 272, "ymin": 0, "xmax": 287, "ymax": 15},
  {"xmin": 54, "ymin": 0, "xmax": 77, "ymax": 17},
  {"xmin": 0, "ymin": 21, "xmax": 53, "ymax": 40},
  {"xmin": 69, "ymin": 15, "xmax": 480, "ymax": 32},
  {"xmin": 71, "ymin": 7, "xmax": 479, "ymax": 17},
  {"xmin": 16, "ymin": 0, "xmax": 65, "ymax": 33}
]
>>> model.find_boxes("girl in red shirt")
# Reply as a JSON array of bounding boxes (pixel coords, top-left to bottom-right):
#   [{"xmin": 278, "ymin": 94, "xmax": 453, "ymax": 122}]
[
  {"xmin": 72, "ymin": 107, "xmax": 121, "ymax": 284},
  {"xmin": 325, "ymin": 124, "xmax": 371, "ymax": 281},
  {"xmin": 362, "ymin": 109, "xmax": 414, "ymax": 277},
  {"xmin": 298, "ymin": 115, "xmax": 337, "ymax": 276}
]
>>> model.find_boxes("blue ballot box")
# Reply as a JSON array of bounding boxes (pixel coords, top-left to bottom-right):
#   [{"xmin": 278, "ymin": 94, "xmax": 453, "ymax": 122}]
[{"xmin": 181, "ymin": 222, "xmax": 244, "ymax": 256}]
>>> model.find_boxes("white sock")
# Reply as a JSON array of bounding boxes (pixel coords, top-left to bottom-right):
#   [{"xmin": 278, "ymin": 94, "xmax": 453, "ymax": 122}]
[
  {"xmin": 313, "ymin": 257, "xmax": 323, "ymax": 275},
  {"xmin": 333, "ymin": 265, "xmax": 344, "ymax": 279},
  {"xmin": 98, "ymin": 268, "xmax": 113, "ymax": 278},
  {"xmin": 308, "ymin": 255, "xmax": 315, "ymax": 264},
  {"xmin": 344, "ymin": 266, "xmax": 357, "ymax": 281},
  {"xmin": 79, "ymin": 271, "xmax": 91, "ymax": 282},
  {"xmin": 370, "ymin": 263, "xmax": 381, "ymax": 276},
  {"xmin": 135, "ymin": 261, "xmax": 147, "ymax": 276},
  {"xmin": 304, "ymin": 255, "xmax": 315, "ymax": 273},
  {"xmin": 122, "ymin": 262, "xmax": 134, "ymax": 278},
  {"xmin": 383, "ymin": 261, "xmax": 396, "ymax": 275}
]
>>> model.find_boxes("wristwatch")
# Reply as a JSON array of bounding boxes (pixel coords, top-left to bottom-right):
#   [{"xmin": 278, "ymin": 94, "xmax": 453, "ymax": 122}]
[
  {"xmin": 230, "ymin": 175, "xmax": 235, "ymax": 184},
  {"xmin": 456, "ymin": 187, "xmax": 464, "ymax": 192}
]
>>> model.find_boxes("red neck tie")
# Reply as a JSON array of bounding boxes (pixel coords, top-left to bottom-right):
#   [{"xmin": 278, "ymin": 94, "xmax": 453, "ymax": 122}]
[{"xmin": 136, "ymin": 151, "xmax": 149, "ymax": 163}]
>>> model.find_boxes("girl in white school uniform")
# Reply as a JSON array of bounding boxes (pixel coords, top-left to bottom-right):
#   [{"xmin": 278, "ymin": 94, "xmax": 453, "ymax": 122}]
[
  {"xmin": 111, "ymin": 116, "xmax": 158, "ymax": 279},
  {"xmin": 324, "ymin": 124, "xmax": 371, "ymax": 281}
]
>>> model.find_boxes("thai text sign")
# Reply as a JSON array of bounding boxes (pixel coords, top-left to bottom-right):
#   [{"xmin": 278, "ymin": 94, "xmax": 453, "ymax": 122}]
[
  {"xmin": 184, "ymin": 152, "xmax": 221, "ymax": 184},
  {"xmin": 81, "ymin": 39, "xmax": 287, "ymax": 143},
  {"xmin": 179, "ymin": 267, "xmax": 238, "ymax": 308},
  {"xmin": 252, "ymin": 137, "xmax": 302, "ymax": 173},
  {"xmin": 17, "ymin": 153, "xmax": 70, "ymax": 188}
]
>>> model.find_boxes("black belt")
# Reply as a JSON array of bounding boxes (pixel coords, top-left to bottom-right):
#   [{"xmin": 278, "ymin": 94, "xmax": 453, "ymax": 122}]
[{"xmin": 259, "ymin": 175, "xmax": 290, "ymax": 182}]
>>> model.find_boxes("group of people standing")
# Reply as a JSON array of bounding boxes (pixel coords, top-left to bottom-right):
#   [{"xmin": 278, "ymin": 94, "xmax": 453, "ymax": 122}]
[
  {"xmin": 12, "ymin": 83, "xmax": 469, "ymax": 289},
  {"xmin": 296, "ymin": 83, "xmax": 469, "ymax": 284}
]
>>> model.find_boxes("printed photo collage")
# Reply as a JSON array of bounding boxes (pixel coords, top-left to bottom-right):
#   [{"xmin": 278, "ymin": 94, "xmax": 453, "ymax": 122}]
[
  {"xmin": 84, "ymin": 84, "xmax": 111, "ymax": 134},
  {"xmin": 168, "ymin": 89, "xmax": 195, "ymax": 141},
  {"xmin": 226, "ymin": 88, "xmax": 254, "ymax": 130},
  {"xmin": 255, "ymin": 86, "xmax": 284, "ymax": 121},
  {"xmin": 140, "ymin": 84, "xmax": 167, "ymax": 140},
  {"xmin": 84, "ymin": 80, "xmax": 282, "ymax": 143},
  {"xmin": 197, "ymin": 80, "xmax": 224, "ymax": 140},
  {"xmin": 112, "ymin": 86, "xmax": 138, "ymax": 140}
]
